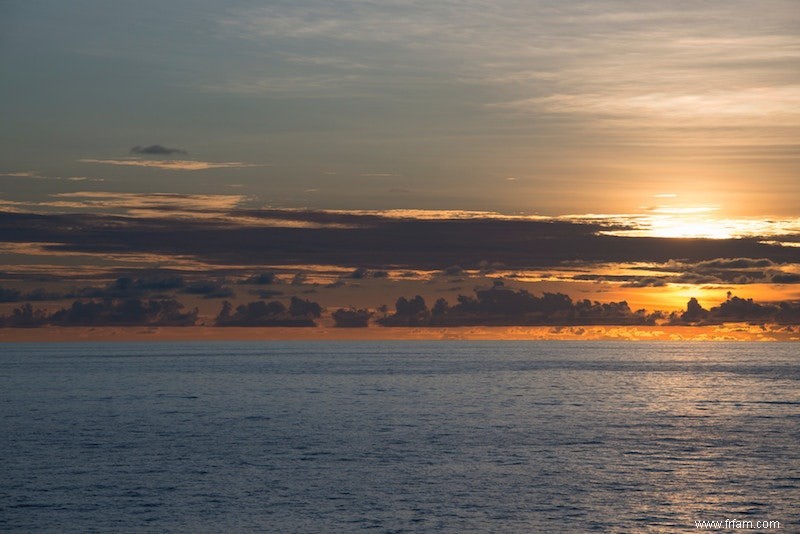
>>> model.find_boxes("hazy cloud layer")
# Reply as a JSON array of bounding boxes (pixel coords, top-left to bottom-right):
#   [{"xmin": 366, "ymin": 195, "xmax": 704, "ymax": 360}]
[
  {"xmin": 224, "ymin": 1, "xmax": 800, "ymax": 142},
  {"xmin": 2, "ymin": 1, "xmax": 798, "ymax": 215},
  {"xmin": 1, "ymin": 209, "xmax": 797, "ymax": 273}
]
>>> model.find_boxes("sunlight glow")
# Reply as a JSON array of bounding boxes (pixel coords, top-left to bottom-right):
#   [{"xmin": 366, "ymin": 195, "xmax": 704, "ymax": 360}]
[
  {"xmin": 645, "ymin": 216, "xmax": 734, "ymax": 239},
  {"xmin": 598, "ymin": 205, "xmax": 800, "ymax": 240}
]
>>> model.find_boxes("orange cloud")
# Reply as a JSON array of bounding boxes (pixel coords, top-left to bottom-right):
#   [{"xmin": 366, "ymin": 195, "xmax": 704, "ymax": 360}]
[
  {"xmin": 51, "ymin": 191, "xmax": 247, "ymax": 211},
  {"xmin": 78, "ymin": 158, "xmax": 263, "ymax": 171}
]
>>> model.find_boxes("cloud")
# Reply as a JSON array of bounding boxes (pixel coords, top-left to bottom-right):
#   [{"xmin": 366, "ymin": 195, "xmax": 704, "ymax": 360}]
[
  {"xmin": 372, "ymin": 288, "xmax": 800, "ymax": 327},
  {"xmin": 0, "ymin": 286, "xmax": 22, "ymax": 302},
  {"xmin": 0, "ymin": 171, "xmax": 104, "ymax": 182},
  {"xmin": 203, "ymin": 74, "xmax": 364, "ymax": 96},
  {"xmin": 0, "ymin": 274, "xmax": 185, "ymax": 302},
  {"xmin": 180, "ymin": 280, "xmax": 235, "ymax": 299},
  {"xmin": 653, "ymin": 258, "xmax": 800, "ymax": 285},
  {"xmin": 130, "ymin": 144, "xmax": 187, "ymax": 156},
  {"xmin": 694, "ymin": 258, "xmax": 774, "ymax": 269},
  {"xmin": 79, "ymin": 158, "xmax": 261, "ymax": 171},
  {"xmin": 378, "ymin": 285, "xmax": 660, "ymax": 327},
  {"xmin": 0, "ymin": 303, "xmax": 48, "ymax": 327},
  {"xmin": 359, "ymin": 172, "xmax": 400, "ymax": 178},
  {"xmin": 771, "ymin": 273, "xmax": 800, "ymax": 284},
  {"xmin": 619, "ymin": 277, "xmax": 668, "ymax": 288},
  {"xmin": 215, "ymin": 297, "xmax": 321, "ymax": 326},
  {"xmin": 61, "ymin": 275, "xmax": 187, "ymax": 300},
  {"xmin": 0, "ymin": 171, "xmax": 40, "ymax": 178},
  {"xmin": 0, "ymin": 299, "xmax": 198, "ymax": 327},
  {"xmin": 332, "ymin": 308, "xmax": 373, "ymax": 327},
  {"xmin": 2, "ymin": 209, "xmax": 799, "ymax": 275},
  {"xmin": 50, "ymin": 299, "xmax": 198, "ymax": 326},
  {"xmin": 670, "ymin": 295, "xmax": 800, "ymax": 325},
  {"xmin": 51, "ymin": 191, "xmax": 247, "ymax": 212},
  {"xmin": 501, "ymin": 87, "xmax": 800, "ymax": 123},
  {"xmin": 221, "ymin": 1, "xmax": 800, "ymax": 147},
  {"xmin": 241, "ymin": 272, "xmax": 278, "ymax": 285}
]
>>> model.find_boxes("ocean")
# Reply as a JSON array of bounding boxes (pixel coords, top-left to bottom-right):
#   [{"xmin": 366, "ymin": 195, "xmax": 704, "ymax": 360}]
[{"xmin": 1, "ymin": 341, "xmax": 798, "ymax": 532}]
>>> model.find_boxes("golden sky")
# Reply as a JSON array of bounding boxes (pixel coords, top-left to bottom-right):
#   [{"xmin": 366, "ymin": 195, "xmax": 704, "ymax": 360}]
[
  {"xmin": 1, "ymin": 1, "xmax": 798, "ymax": 216},
  {"xmin": 0, "ymin": 2, "xmax": 798, "ymax": 338}
]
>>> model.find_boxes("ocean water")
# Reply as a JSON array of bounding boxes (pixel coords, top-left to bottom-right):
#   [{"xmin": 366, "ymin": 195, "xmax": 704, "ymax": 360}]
[{"xmin": 1, "ymin": 341, "xmax": 798, "ymax": 533}]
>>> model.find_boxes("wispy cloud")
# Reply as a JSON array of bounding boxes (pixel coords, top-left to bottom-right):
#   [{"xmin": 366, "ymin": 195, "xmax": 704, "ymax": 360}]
[
  {"xmin": 220, "ymin": 1, "xmax": 800, "ymax": 146},
  {"xmin": 51, "ymin": 191, "xmax": 248, "ymax": 211},
  {"xmin": 201, "ymin": 72, "xmax": 365, "ymax": 96},
  {"xmin": 0, "ymin": 171, "xmax": 104, "ymax": 182},
  {"xmin": 498, "ymin": 87, "xmax": 800, "ymax": 123},
  {"xmin": 359, "ymin": 172, "xmax": 400, "ymax": 178},
  {"xmin": 79, "ymin": 158, "xmax": 262, "ymax": 171}
]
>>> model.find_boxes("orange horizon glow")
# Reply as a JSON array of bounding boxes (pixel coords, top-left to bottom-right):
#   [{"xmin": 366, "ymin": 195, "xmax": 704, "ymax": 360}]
[{"xmin": 0, "ymin": 324, "xmax": 797, "ymax": 343}]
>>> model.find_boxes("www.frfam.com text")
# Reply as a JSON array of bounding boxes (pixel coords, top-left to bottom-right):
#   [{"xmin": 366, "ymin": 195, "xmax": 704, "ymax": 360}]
[{"xmin": 695, "ymin": 518, "xmax": 781, "ymax": 530}]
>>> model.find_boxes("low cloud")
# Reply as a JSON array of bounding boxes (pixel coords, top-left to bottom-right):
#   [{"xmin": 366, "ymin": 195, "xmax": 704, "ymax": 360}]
[
  {"xmin": 656, "ymin": 258, "xmax": 800, "ymax": 285},
  {"xmin": 378, "ymin": 283, "xmax": 660, "ymax": 327},
  {"xmin": 0, "ymin": 299, "xmax": 198, "ymax": 327},
  {"xmin": 772, "ymin": 273, "xmax": 800, "ymax": 284},
  {"xmin": 215, "ymin": 297, "xmax": 322, "ymax": 326},
  {"xmin": 332, "ymin": 308, "xmax": 372, "ymax": 327},
  {"xmin": 670, "ymin": 294, "xmax": 800, "ymax": 325},
  {"xmin": 620, "ymin": 277, "xmax": 668, "ymax": 288},
  {"xmin": 241, "ymin": 272, "xmax": 278, "ymax": 285},
  {"xmin": 181, "ymin": 280, "xmax": 235, "ymax": 299},
  {"xmin": 693, "ymin": 258, "xmax": 774, "ymax": 269},
  {"xmin": 130, "ymin": 145, "xmax": 187, "ymax": 156}
]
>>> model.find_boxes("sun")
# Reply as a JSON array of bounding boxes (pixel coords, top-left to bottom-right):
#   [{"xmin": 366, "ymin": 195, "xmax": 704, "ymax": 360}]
[
  {"xmin": 646, "ymin": 215, "xmax": 734, "ymax": 239},
  {"xmin": 637, "ymin": 204, "xmax": 731, "ymax": 239}
]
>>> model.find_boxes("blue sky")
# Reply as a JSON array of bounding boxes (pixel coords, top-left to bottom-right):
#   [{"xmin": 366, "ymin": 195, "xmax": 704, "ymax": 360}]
[{"xmin": 1, "ymin": 0, "xmax": 799, "ymax": 215}]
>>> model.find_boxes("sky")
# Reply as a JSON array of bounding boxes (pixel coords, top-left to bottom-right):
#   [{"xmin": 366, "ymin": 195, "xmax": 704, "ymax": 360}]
[
  {"xmin": 2, "ymin": 0, "xmax": 799, "ymax": 216},
  {"xmin": 1, "ymin": 1, "xmax": 799, "ymax": 338}
]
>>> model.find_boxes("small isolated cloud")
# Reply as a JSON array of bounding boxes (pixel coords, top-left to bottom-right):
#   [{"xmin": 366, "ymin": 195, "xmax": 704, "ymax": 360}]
[
  {"xmin": 360, "ymin": 172, "xmax": 400, "ymax": 178},
  {"xmin": 79, "ymin": 158, "xmax": 262, "ymax": 171},
  {"xmin": 0, "ymin": 171, "xmax": 40, "ymax": 178},
  {"xmin": 0, "ymin": 171, "xmax": 104, "ymax": 182},
  {"xmin": 130, "ymin": 145, "xmax": 187, "ymax": 156},
  {"xmin": 66, "ymin": 176, "xmax": 105, "ymax": 182}
]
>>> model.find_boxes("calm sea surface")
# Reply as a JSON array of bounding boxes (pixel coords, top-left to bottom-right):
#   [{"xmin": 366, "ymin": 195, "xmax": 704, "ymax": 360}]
[{"xmin": 1, "ymin": 341, "xmax": 798, "ymax": 532}]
